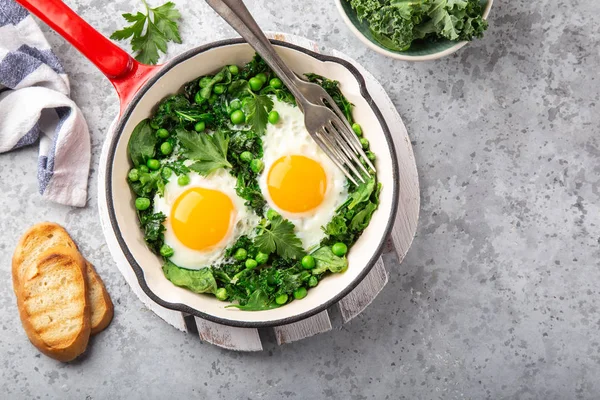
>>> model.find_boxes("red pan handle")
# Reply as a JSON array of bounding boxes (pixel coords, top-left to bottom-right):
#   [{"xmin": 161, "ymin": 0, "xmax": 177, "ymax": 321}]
[{"xmin": 16, "ymin": 0, "xmax": 160, "ymax": 114}]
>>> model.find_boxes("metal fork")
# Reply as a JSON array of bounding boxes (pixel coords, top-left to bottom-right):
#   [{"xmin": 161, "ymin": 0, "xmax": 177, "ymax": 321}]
[{"xmin": 205, "ymin": 0, "xmax": 375, "ymax": 185}]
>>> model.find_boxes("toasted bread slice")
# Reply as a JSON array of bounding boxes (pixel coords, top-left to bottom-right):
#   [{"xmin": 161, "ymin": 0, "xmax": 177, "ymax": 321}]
[
  {"xmin": 12, "ymin": 222, "xmax": 78, "ymax": 290},
  {"xmin": 17, "ymin": 246, "xmax": 90, "ymax": 362},
  {"xmin": 13, "ymin": 222, "xmax": 114, "ymax": 335},
  {"xmin": 85, "ymin": 261, "xmax": 114, "ymax": 335}
]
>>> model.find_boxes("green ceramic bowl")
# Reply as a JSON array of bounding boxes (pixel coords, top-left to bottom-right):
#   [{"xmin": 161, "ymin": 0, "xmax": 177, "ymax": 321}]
[{"xmin": 335, "ymin": 0, "xmax": 493, "ymax": 61}]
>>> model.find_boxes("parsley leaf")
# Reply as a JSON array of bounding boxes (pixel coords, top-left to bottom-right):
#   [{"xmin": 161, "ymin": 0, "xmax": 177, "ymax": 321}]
[
  {"xmin": 255, "ymin": 215, "xmax": 304, "ymax": 260},
  {"xmin": 110, "ymin": 0, "xmax": 181, "ymax": 65},
  {"xmin": 176, "ymin": 129, "xmax": 232, "ymax": 175},
  {"xmin": 243, "ymin": 94, "xmax": 273, "ymax": 135}
]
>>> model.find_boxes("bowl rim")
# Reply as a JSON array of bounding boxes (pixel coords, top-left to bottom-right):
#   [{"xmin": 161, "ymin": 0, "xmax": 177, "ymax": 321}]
[
  {"xmin": 334, "ymin": 0, "xmax": 494, "ymax": 61},
  {"xmin": 105, "ymin": 38, "xmax": 399, "ymax": 328}
]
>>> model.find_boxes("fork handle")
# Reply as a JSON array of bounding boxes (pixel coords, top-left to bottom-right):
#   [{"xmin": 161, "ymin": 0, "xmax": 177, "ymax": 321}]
[{"xmin": 205, "ymin": 0, "xmax": 308, "ymax": 107}]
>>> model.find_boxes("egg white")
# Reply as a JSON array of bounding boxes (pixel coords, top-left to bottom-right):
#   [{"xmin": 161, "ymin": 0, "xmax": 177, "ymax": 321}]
[
  {"xmin": 154, "ymin": 168, "xmax": 259, "ymax": 270},
  {"xmin": 259, "ymin": 99, "xmax": 348, "ymax": 250}
]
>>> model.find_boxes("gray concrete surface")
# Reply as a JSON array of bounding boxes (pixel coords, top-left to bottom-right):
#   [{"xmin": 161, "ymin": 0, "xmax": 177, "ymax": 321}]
[{"xmin": 1, "ymin": 0, "xmax": 599, "ymax": 398}]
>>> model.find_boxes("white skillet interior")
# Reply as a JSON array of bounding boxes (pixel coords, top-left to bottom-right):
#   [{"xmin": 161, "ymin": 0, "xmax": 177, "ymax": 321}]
[{"xmin": 108, "ymin": 42, "xmax": 397, "ymax": 326}]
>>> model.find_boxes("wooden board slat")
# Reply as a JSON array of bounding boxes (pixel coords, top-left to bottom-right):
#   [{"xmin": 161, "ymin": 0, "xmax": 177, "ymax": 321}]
[
  {"xmin": 337, "ymin": 257, "xmax": 388, "ymax": 323},
  {"xmin": 273, "ymin": 311, "xmax": 332, "ymax": 345},
  {"xmin": 195, "ymin": 317, "xmax": 263, "ymax": 351}
]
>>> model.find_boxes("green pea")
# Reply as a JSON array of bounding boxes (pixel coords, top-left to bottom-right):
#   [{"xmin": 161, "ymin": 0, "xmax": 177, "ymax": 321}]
[
  {"xmin": 234, "ymin": 248, "xmax": 247, "ymax": 261},
  {"xmin": 255, "ymin": 73, "xmax": 267, "ymax": 84},
  {"xmin": 275, "ymin": 294, "xmax": 288, "ymax": 305},
  {"xmin": 293, "ymin": 287, "xmax": 308, "ymax": 300},
  {"xmin": 250, "ymin": 159, "xmax": 264, "ymax": 173},
  {"xmin": 266, "ymin": 209, "xmax": 279, "ymax": 220},
  {"xmin": 215, "ymin": 288, "xmax": 228, "ymax": 301},
  {"xmin": 160, "ymin": 142, "xmax": 173, "ymax": 156},
  {"xmin": 128, "ymin": 168, "xmax": 140, "ymax": 182},
  {"xmin": 194, "ymin": 121, "xmax": 206, "ymax": 132},
  {"xmin": 332, "ymin": 242, "xmax": 348, "ymax": 257},
  {"xmin": 157, "ymin": 128, "xmax": 170, "ymax": 139},
  {"xmin": 194, "ymin": 91, "xmax": 205, "ymax": 104},
  {"xmin": 229, "ymin": 99, "xmax": 242, "ymax": 111},
  {"xmin": 147, "ymin": 159, "xmax": 160, "ymax": 171},
  {"xmin": 367, "ymin": 151, "xmax": 376, "ymax": 161},
  {"xmin": 199, "ymin": 76, "xmax": 212, "ymax": 88},
  {"xmin": 213, "ymin": 84, "xmax": 226, "ymax": 95},
  {"xmin": 228, "ymin": 65, "xmax": 239, "ymax": 75},
  {"xmin": 255, "ymin": 252, "xmax": 269, "ymax": 265},
  {"xmin": 139, "ymin": 165, "xmax": 149, "ymax": 173},
  {"xmin": 230, "ymin": 110, "xmax": 245, "ymax": 125},
  {"xmin": 268, "ymin": 111, "xmax": 280, "ymax": 124},
  {"xmin": 352, "ymin": 123, "xmax": 363, "ymax": 136},
  {"xmin": 249, "ymin": 77, "xmax": 263, "ymax": 92},
  {"xmin": 135, "ymin": 197, "xmax": 150, "ymax": 211},
  {"xmin": 161, "ymin": 167, "xmax": 173, "ymax": 179},
  {"xmin": 160, "ymin": 244, "xmax": 174, "ymax": 258},
  {"xmin": 240, "ymin": 151, "xmax": 253, "ymax": 162},
  {"xmin": 308, "ymin": 276, "xmax": 318, "ymax": 288},
  {"xmin": 178, "ymin": 175, "xmax": 190, "ymax": 186},
  {"xmin": 139, "ymin": 174, "xmax": 151, "ymax": 185},
  {"xmin": 360, "ymin": 137, "xmax": 369, "ymax": 150},
  {"xmin": 301, "ymin": 255, "xmax": 315, "ymax": 270},
  {"xmin": 245, "ymin": 259, "xmax": 258, "ymax": 269},
  {"xmin": 208, "ymin": 93, "xmax": 218, "ymax": 105},
  {"xmin": 269, "ymin": 78, "xmax": 283, "ymax": 89}
]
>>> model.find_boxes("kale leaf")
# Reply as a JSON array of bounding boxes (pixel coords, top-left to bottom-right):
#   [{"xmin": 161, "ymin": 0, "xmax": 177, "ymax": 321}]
[
  {"xmin": 226, "ymin": 289, "xmax": 279, "ymax": 311},
  {"xmin": 346, "ymin": 0, "xmax": 487, "ymax": 51},
  {"xmin": 139, "ymin": 211, "xmax": 166, "ymax": 253}
]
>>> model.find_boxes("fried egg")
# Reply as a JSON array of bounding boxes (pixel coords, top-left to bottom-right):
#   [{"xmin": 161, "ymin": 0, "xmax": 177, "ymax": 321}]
[
  {"xmin": 154, "ymin": 168, "xmax": 259, "ymax": 270},
  {"xmin": 259, "ymin": 99, "xmax": 348, "ymax": 250}
]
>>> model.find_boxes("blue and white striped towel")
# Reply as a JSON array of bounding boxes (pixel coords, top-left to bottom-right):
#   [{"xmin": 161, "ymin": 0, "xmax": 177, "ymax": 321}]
[{"xmin": 0, "ymin": 0, "xmax": 90, "ymax": 207}]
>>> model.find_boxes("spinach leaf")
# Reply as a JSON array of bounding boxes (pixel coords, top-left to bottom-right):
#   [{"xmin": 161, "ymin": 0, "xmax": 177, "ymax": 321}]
[
  {"xmin": 199, "ymin": 67, "xmax": 232, "ymax": 100},
  {"xmin": 348, "ymin": 178, "xmax": 376, "ymax": 210},
  {"xmin": 130, "ymin": 170, "xmax": 163, "ymax": 197},
  {"xmin": 128, "ymin": 119, "xmax": 157, "ymax": 166},
  {"xmin": 311, "ymin": 246, "xmax": 348, "ymax": 275},
  {"xmin": 350, "ymin": 201, "xmax": 378, "ymax": 231},
  {"xmin": 226, "ymin": 289, "xmax": 279, "ymax": 311},
  {"xmin": 163, "ymin": 262, "xmax": 218, "ymax": 295}
]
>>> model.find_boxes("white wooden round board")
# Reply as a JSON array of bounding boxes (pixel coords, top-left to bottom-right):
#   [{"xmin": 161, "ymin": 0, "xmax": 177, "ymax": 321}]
[{"xmin": 98, "ymin": 33, "xmax": 420, "ymax": 351}]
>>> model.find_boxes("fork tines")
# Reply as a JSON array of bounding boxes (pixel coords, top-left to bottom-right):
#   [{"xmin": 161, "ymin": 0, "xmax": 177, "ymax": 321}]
[{"xmin": 308, "ymin": 104, "xmax": 376, "ymax": 186}]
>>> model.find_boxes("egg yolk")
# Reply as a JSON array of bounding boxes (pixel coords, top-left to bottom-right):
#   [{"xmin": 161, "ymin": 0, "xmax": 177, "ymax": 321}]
[
  {"xmin": 267, "ymin": 155, "xmax": 327, "ymax": 213},
  {"xmin": 171, "ymin": 187, "xmax": 235, "ymax": 251}
]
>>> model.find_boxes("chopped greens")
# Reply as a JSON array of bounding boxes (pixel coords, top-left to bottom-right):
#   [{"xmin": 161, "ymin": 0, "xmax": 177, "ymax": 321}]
[
  {"xmin": 126, "ymin": 54, "xmax": 381, "ymax": 310},
  {"xmin": 346, "ymin": 0, "xmax": 488, "ymax": 52}
]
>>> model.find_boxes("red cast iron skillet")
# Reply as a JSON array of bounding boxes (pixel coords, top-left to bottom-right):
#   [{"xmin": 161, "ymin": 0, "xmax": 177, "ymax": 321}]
[{"xmin": 18, "ymin": 0, "xmax": 399, "ymax": 328}]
